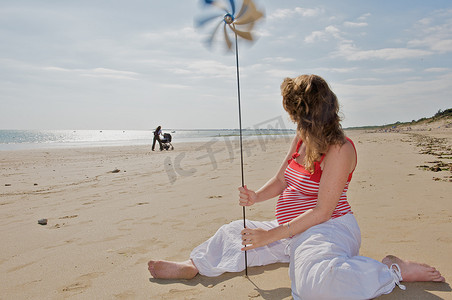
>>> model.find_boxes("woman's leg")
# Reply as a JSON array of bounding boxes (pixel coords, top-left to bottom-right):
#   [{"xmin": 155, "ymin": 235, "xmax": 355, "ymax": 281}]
[
  {"xmin": 151, "ymin": 137, "xmax": 156, "ymax": 151},
  {"xmin": 148, "ymin": 219, "xmax": 289, "ymax": 279},
  {"xmin": 148, "ymin": 259, "xmax": 199, "ymax": 279},
  {"xmin": 290, "ymin": 214, "xmax": 444, "ymax": 300},
  {"xmin": 289, "ymin": 214, "xmax": 372, "ymax": 300},
  {"xmin": 191, "ymin": 219, "xmax": 290, "ymax": 277},
  {"xmin": 382, "ymin": 255, "xmax": 445, "ymax": 282}
]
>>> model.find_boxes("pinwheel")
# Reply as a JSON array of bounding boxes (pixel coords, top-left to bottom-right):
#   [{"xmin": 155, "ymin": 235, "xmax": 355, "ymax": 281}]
[
  {"xmin": 195, "ymin": 0, "xmax": 264, "ymax": 277},
  {"xmin": 196, "ymin": 0, "xmax": 264, "ymax": 51}
]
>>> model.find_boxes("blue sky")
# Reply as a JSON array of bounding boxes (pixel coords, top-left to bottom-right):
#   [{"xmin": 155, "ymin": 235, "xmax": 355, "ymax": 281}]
[{"xmin": 1, "ymin": 0, "xmax": 451, "ymax": 130}]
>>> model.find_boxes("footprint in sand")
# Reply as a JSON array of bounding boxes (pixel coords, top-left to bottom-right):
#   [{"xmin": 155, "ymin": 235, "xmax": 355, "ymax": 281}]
[
  {"xmin": 50, "ymin": 223, "xmax": 67, "ymax": 229},
  {"xmin": 61, "ymin": 272, "xmax": 104, "ymax": 293},
  {"xmin": 7, "ymin": 261, "xmax": 35, "ymax": 273},
  {"xmin": 115, "ymin": 218, "xmax": 134, "ymax": 225},
  {"xmin": 159, "ymin": 288, "xmax": 200, "ymax": 300},
  {"xmin": 248, "ymin": 290, "xmax": 261, "ymax": 298},
  {"xmin": 62, "ymin": 282, "xmax": 88, "ymax": 292},
  {"xmin": 44, "ymin": 238, "xmax": 80, "ymax": 250},
  {"xmin": 59, "ymin": 215, "xmax": 78, "ymax": 219},
  {"xmin": 114, "ymin": 290, "xmax": 136, "ymax": 299},
  {"xmin": 117, "ymin": 238, "xmax": 167, "ymax": 257}
]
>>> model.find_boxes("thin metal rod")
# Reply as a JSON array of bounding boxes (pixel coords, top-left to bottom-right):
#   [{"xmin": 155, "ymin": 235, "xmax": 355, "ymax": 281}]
[{"xmin": 234, "ymin": 31, "xmax": 247, "ymax": 277}]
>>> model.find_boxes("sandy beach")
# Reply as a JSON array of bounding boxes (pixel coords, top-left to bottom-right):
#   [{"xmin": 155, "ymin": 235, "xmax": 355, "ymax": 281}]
[{"xmin": 1, "ymin": 124, "xmax": 451, "ymax": 299}]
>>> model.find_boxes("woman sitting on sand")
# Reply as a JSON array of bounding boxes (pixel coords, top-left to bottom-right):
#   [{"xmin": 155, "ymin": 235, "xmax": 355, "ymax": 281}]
[{"xmin": 148, "ymin": 74, "xmax": 444, "ymax": 299}]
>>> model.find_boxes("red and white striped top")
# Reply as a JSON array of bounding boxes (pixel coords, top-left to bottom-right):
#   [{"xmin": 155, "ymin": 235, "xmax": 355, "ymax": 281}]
[{"xmin": 275, "ymin": 137, "xmax": 356, "ymax": 225}]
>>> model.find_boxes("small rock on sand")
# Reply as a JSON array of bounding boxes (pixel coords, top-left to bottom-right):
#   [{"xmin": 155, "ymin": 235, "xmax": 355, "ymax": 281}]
[{"xmin": 38, "ymin": 219, "xmax": 48, "ymax": 225}]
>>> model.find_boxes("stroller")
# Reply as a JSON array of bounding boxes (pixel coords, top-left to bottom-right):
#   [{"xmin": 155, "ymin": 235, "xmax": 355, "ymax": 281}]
[{"xmin": 160, "ymin": 133, "xmax": 174, "ymax": 150}]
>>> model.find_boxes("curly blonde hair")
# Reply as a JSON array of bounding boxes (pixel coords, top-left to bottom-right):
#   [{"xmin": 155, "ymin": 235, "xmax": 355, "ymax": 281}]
[{"xmin": 281, "ymin": 74, "xmax": 346, "ymax": 172}]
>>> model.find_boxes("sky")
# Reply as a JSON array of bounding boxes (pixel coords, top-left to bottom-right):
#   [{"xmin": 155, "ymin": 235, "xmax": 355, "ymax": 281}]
[{"xmin": 1, "ymin": 0, "xmax": 451, "ymax": 130}]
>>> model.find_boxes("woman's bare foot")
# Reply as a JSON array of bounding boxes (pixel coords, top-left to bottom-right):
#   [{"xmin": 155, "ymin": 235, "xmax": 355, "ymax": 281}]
[
  {"xmin": 382, "ymin": 255, "xmax": 445, "ymax": 282},
  {"xmin": 148, "ymin": 259, "xmax": 198, "ymax": 280}
]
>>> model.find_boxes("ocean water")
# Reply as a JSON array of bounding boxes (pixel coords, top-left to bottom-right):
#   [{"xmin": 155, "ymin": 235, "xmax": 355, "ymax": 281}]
[{"xmin": 0, "ymin": 129, "xmax": 295, "ymax": 151}]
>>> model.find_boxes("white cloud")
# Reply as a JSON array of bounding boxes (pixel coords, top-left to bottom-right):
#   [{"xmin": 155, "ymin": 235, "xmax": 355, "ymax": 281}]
[
  {"xmin": 410, "ymin": 38, "xmax": 452, "ymax": 53},
  {"xmin": 141, "ymin": 26, "xmax": 199, "ymax": 48},
  {"xmin": 42, "ymin": 66, "xmax": 69, "ymax": 72},
  {"xmin": 325, "ymin": 25, "xmax": 340, "ymax": 35},
  {"xmin": 372, "ymin": 68, "xmax": 414, "ymax": 74},
  {"xmin": 265, "ymin": 69, "xmax": 298, "ymax": 79},
  {"xmin": 294, "ymin": 7, "xmax": 321, "ymax": 17},
  {"xmin": 304, "ymin": 9, "xmax": 449, "ymax": 62},
  {"xmin": 417, "ymin": 17, "xmax": 431, "ymax": 26},
  {"xmin": 407, "ymin": 9, "xmax": 452, "ymax": 53},
  {"xmin": 263, "ymin": 57, "xmax": 296, "ymax": 63},
  {"xmin": 133, "ymin": 57, "xmax": 237, "ymax": 79},
  {"xmin": 432, "ymin": 39, "xmax": 452, "ymax": 52},
  {"xmin": 305, "ymin": 25, "xmax": 342, "ymax": 43},
  {"xmin": 269, "ymin": 7, "xmax": 322, "ymax": 20},
  {"xmin": 314, "ymin": 67, "xmax": 359, "ymax": 74},
  {"xmin": 159, "ymin": 83, "xmax": 191, "ymax": 90},
  {"xmin": 43, "ymin": 66, "xmax": 139, "ymax": 80},
  {"xmin": 336, "ymin": 73, "xmax": 452, "ymax": 126},
  {"xmin": 343, "ymin": 21, "xmax": 368, "ymax": 28},
  {"xmin": 168, "ymin": 68, "xmax": 192, "ymax": 75},
  {"xmin": 304, "ymin": 30, "xmax": 327, "ymax": 43},
  {"xmin": 84, "ymin": 68, "xmax": 139, "ymax": 80},
  {"xmin": 336, "ymin": 42, "xmax": 432, "ymax": 61},
  {"xmin": 343, "ymin": 77, "xmax": 381, "ymax": 83},
  {"xmin": 142, "ymin": 26, "xmax": 198, "ymax": 41},
  {"xmin": 185, "ymin": 60, "xmax": 236, "ymax": 78},
  {"xmin": 424, "ymin": 67, "xmax": 449, "ymax": 73},
  {"xmin": 357, "ymin": 13, "xmax": 371, "ymax": 21},
  {"xmin": 254, "ymin": 28, "xmax": 272, "ymax": 38}
]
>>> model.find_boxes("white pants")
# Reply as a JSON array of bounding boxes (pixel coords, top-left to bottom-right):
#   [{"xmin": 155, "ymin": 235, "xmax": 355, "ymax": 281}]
[{"xmin": 190, "ymin": 214, "xmax": 401, "ymax": 300}]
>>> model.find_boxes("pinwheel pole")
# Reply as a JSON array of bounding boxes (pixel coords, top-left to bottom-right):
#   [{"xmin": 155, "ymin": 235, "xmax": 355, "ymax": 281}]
[
  {"xmin": 233, "ymin": 29, "xmax": 248, "ymax": 276},
  {"xmin": 196, "ymin": 0, "xmax": 264, "ymax": 277}
]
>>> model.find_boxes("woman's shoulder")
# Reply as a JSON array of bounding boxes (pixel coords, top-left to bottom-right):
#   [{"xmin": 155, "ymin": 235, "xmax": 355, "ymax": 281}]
[
  {"xmin": 324, "ymin": 139, "xmax": 355, "ymax": 162},
  {"xmin": 328, "ymin": 138, "xmax": 354, "ymax": 152},
  {"xmin": 324, "ymin": 138, "xmax": 356, "ymax": 172}
]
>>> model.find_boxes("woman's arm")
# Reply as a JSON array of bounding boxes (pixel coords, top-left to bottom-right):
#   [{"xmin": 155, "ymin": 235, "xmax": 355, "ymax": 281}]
[
  {"xmin": 241, "ymin": 140, "xmax": 356, "ymax": 250},
  {"xmin": 239, "ymin": 134, "xmax": 300, "ymax": 206}
]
